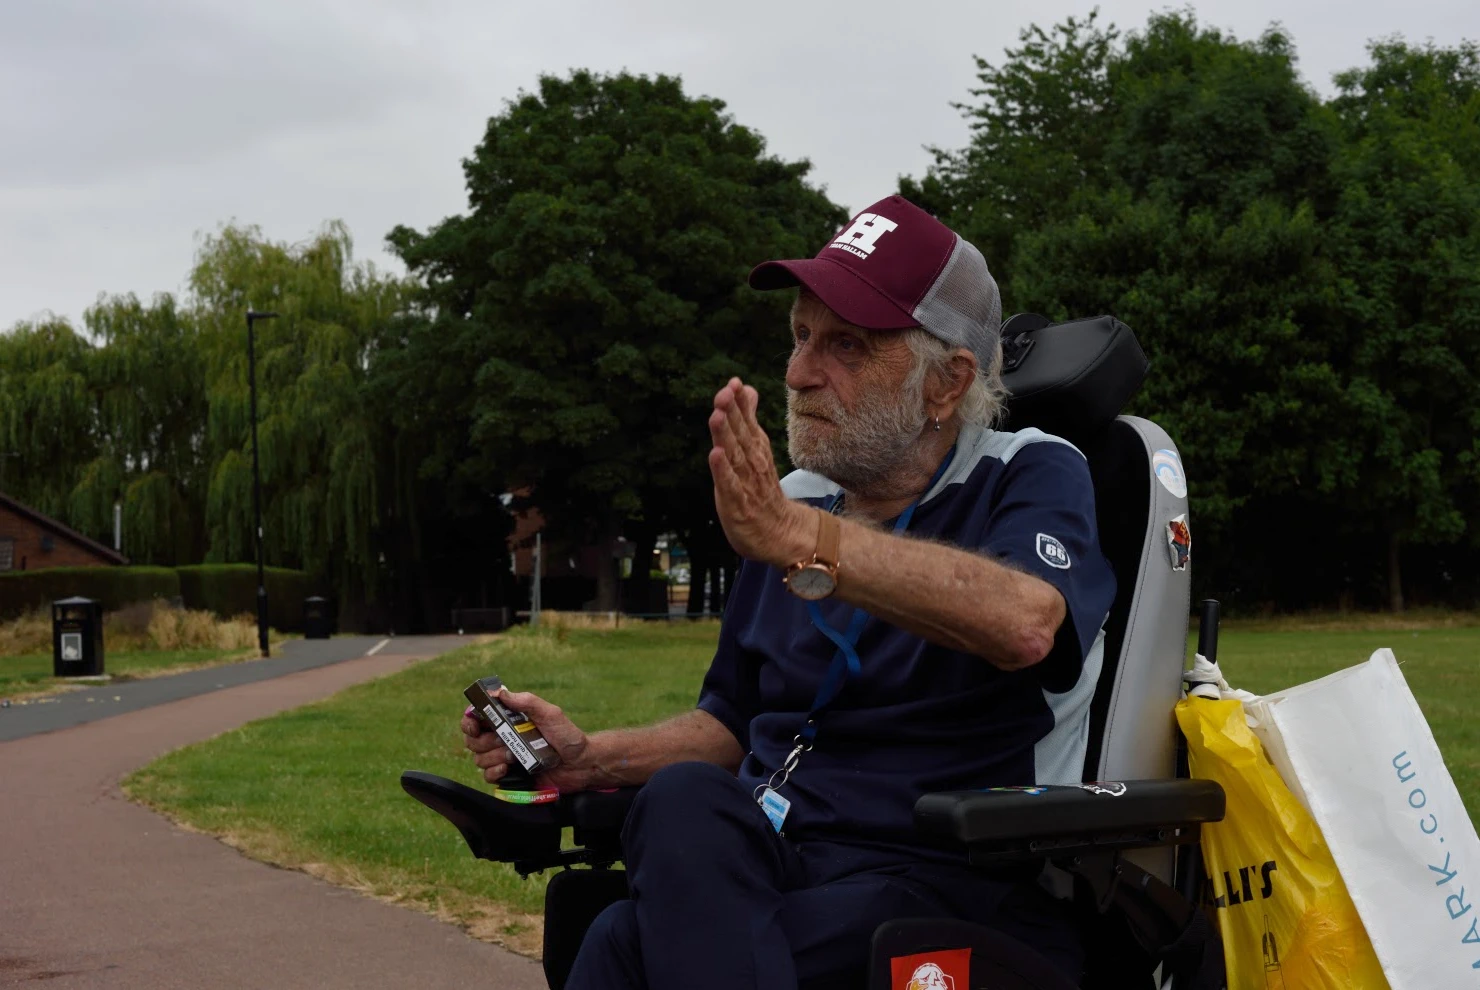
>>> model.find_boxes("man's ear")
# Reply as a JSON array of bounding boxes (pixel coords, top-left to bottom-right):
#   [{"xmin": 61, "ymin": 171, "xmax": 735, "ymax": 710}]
[{"xmin": 927, "ymin": 349, "xmax": 978, "ymax": 422}]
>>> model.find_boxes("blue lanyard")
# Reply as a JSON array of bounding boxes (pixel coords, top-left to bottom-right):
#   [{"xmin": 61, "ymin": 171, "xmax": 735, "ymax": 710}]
[{"xmin": 797, "ymin": 445, "xmax": 956, "ymax": 744}]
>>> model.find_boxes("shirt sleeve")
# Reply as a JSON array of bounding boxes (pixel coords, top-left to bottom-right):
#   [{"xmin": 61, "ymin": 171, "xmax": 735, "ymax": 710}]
[
  {"xmin": 695, "ymin": 561, "xmax": 765, "ymax": 750},
  {"xmin": 980, "ymin": 438, "xmax": 1116, "ymax": 693}
]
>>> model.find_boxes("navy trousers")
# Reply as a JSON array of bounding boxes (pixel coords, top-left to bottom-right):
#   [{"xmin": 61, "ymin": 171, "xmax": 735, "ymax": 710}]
[{"xmin": 563, "ymin": 762, "xmax": 1082, "ymax": 990}]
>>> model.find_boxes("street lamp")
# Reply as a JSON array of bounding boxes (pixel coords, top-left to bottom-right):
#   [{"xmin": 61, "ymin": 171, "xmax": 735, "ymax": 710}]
[{"xmin": 246, "ymin": 308, "xmax": 279, "ymax": 658}]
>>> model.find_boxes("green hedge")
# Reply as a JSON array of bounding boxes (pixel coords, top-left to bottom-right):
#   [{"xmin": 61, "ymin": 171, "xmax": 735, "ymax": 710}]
[
  {"xmin": 0, "ymin": 565, "xmax": 312, "ymax": 630},
  {"xmin": 0, "ymin": 566, "xmax": 180, "ymax": 621},
  {"xmin": 176, "ymin": 565, "xmax": 310, "ymax": 631}
]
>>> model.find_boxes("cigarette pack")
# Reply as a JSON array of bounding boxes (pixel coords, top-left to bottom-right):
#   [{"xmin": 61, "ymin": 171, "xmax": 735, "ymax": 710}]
[{"xmin": 464, "ymin": 675, "xmax": 562, "ymax": 775}]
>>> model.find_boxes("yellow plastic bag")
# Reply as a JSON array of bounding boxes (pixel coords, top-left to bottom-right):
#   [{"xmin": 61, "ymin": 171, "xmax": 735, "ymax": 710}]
[{"xmin": 1175, "ymin": 696, "xmax": 1389, "ymax": 989}]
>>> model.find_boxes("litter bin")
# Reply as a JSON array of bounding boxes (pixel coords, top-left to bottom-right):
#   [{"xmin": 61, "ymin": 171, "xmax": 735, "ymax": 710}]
[
  {"xmin": 53, "ymin": 596, "xmax": 104, "ymax": 677},
  {"xmin": 303, "ymin": 596, "xmax": 335, "ymax": 640}
]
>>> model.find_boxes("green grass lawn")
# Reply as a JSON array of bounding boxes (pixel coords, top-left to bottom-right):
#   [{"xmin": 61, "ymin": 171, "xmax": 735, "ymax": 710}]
[
  {"xmin": 125, "ymin": 619, "xmax": 1480, "ymax": 957},
  {"xmin": 0, "ymin": 647, "xmax": 256, "ymax": 698},
  {"xmin": 1209, "ymin": 624, "xmax": 1480, "ymax": 812}
]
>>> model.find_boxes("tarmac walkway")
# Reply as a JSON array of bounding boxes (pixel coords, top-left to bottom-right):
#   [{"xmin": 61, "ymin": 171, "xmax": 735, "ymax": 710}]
[{"xmin": 0, "ymin": 636, "xmax": 545, "ymax": 989}]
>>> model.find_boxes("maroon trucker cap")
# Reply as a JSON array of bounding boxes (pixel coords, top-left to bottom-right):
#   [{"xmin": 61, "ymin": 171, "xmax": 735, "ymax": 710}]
[{"xmin": 748, "ymin": 195, "xmax": 1002, "ymax": 370}]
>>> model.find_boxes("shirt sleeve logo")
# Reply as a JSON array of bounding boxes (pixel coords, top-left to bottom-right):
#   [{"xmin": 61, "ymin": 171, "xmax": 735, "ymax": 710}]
[{"xmin": 1036, "ymin": 533, "xmax": 1071, "ymax": 570}]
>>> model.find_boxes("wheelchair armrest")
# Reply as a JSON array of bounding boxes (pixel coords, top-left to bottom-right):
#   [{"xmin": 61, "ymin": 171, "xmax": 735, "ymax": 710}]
[
  {"xmin": 400, "ymin": 771, "xmax": 641, "ymax": 876},
  {"xmin": 401, "ymin": 770, "xmax": 568, "ymax": 868},
  {"xmin": 914, "ymin": 779, "xmax": 1224, "ymax": 866}
]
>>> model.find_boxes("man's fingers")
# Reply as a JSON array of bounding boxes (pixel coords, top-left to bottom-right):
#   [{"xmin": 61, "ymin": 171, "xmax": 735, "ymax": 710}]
[
  {"xmin": 482, "ymin": 762, "xmax": 509, "ymax": 784},
  {"xmin": 738, "ymin": 386, "xmax": 773, "ymax": 465},
  {"xmin": 463, "ymin": 716, "xmax": 505, "ymax": 755},
  {"xmin": 496, "ymin": 688, "xmax": 563, "ymax": 726},
  {"xmin": 712, "ymin": 379, "xmax": 764, "ymax": 471},
  {"xmin": 709, "ymin": 404, "xmax": 744, "ymax": 464},
  {"xmin": 710, "ymin": 406, "xmax": 748, "ymax": 472},
  {"xmin": 725, "ymin": 382, "xmax": 753, "ymax": 438},
  {"xmin": 721, "ymin": 383, "xmax": 774, "ymax": 485},
  {"xmin": 712, "ymin": 378, "xmax": 741, "ymax": 414},
  {"xmin": 740, "ymin": 384, "xmax": 761, "ymax": 423},
  {"xmin": 474, "ymin": 745, "xmax": 512, "ymax": 770},
  {"xmin": 729, "ymin": 386, "xmax": 773, "ymax": 470},
  {"xmin": 709, "ymin": 446, "xmax": 739, "ymax": 491}
]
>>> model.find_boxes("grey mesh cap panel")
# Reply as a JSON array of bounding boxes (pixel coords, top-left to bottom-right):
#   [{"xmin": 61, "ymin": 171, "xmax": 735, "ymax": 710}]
[{"xmin": 911, "ymin": 235, "xmax": 1003, "ymax": 370}]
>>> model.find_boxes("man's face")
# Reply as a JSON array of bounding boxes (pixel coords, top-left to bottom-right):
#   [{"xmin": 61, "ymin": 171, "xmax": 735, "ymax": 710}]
[{"xmin": 785, "ymin": 292, "xmax": 927, "ymax": 491}]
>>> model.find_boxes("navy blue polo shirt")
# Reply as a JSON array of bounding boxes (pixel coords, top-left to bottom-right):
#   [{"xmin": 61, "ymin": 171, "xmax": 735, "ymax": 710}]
[{"xmin": 697, "ymin": 425, "xmax": 1116, "ymax": 859}]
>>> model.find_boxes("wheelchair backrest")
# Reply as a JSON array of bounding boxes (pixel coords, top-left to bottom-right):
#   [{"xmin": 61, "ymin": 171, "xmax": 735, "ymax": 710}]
[{"xmin": 1000, "ymin": 315, "xmax": 1192, "ymax": 784}]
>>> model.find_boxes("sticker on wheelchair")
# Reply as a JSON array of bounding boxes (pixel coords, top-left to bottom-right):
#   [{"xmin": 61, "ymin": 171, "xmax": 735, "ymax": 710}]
[
  {"xmin": 983, "ymin": 786, "xmax": 1049, "ymax": 795},
  {"xmin": 1153, "ymin": 448, "xmax": 1187, "ymax": 499},
  {"xmin": 1079, "ymin": 781, "xmax": 1128, "ymax": 797},
  {"xmin": 757, "ymin": 787, "xmax": 790, "ymax": 832},
  {"xmin": 891, "ymin": 947, "xmax": 970, "ymax": 990},
  {"xmin": 1166, "ymin": 514, "xmax": 1191, "ymax": 572}
]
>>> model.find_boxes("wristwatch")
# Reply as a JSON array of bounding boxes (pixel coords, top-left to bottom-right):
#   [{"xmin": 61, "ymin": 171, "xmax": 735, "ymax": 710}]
[{"xmin": 784, "ymin": 508, "xmax": 841, "ymax": 601}]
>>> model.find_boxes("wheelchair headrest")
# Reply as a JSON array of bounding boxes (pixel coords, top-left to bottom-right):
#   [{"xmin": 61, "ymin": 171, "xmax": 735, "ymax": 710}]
[{"xmin": 999, "ymin": 314, "xmax": 1148, "ymax": 447}]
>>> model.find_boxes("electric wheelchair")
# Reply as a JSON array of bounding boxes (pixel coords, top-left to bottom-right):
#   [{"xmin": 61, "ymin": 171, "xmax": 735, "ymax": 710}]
[{"xmin": 401, "ymin": 313, "xmax": 1229, "ymax": 989}]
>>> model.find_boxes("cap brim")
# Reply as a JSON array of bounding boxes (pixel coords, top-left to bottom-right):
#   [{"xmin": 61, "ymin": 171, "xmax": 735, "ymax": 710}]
[{"xmin": 748, "ymin": 257, "xmax": 920, "ymax": 331}]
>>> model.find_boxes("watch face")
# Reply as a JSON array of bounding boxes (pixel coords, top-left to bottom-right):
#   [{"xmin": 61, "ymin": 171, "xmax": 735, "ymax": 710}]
[{"xmin": 787, "ymin": 564, "xmax": 836, "ymax": 600}]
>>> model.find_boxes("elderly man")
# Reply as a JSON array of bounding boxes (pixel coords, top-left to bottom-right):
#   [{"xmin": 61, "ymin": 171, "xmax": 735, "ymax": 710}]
[{"xmin": 463, "ymin": 196, "xmax": 1115, "ymax": 989}]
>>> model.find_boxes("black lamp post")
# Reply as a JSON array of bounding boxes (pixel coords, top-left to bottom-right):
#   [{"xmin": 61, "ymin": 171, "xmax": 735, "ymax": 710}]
[{"xmin": 246, "ymin": 308, "xmax": 278, "ymax": 658}]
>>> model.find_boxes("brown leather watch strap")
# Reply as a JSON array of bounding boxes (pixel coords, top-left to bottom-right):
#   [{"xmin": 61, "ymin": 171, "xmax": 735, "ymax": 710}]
[{"xmin": 814, "ymin": 507, "xmax": 841, "ymax": 569}]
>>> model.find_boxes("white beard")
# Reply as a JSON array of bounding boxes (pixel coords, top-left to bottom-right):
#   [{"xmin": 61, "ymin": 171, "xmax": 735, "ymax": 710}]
[{"xmin": 786, "ymin": 375, "xmax": 927, "ymax": 493}]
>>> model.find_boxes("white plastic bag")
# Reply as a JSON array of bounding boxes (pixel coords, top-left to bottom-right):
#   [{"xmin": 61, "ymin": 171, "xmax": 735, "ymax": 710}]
[{"xmin": 1242, "ymin": 649, "xmax": 1480, "ymax": 988}]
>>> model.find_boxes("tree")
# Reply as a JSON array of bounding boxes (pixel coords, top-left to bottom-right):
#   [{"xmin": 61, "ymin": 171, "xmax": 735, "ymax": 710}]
[
  {"xmin": 191, "ymin": 223, "xmax": 413, "ymax": 602},
  {"xmin": 910, "ymin": 12, "xmax": 1366, "ymax": 608},
  {"xmin": 388, "ymin": 70, "xmax": 845, "ymax": 609},
  {"xmin": 901, "ymin": 12, "xmax": 1120, "ymax": 288},
  {"xmin": 0, "ymin": 319, "xmax": 97, "ymax": 520},
  {"xmin": 1013, "ymin": 17, "xmax": 1351, "ymax": 606},
  {"xmin": 914, "ymin": 13, "xmax": 1480, "ymax": 610},
  {"xmin": 1325, "ymin": 40, "xmax": 1480, "ymax": 608},
  {"xmin": 67, "ymin": 292, "xmax": 209, "ymax": 565}
]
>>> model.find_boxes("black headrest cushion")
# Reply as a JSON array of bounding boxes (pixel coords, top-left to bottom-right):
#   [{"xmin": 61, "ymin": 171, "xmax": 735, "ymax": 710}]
[{"xmin": 999, "ymin": 314, "xmax": 1148, "ymax": 447}]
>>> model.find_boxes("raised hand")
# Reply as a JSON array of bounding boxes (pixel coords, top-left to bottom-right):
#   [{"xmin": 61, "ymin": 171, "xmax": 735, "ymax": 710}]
[{"xmin": 706, "ymin": 377, "xmax": 811, "ymax": 569}]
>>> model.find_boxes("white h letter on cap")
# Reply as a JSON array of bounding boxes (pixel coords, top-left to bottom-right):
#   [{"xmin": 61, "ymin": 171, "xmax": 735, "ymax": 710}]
[{"xmin": 830, "ymin": 213, "xmax": 898, "ymax": 258}]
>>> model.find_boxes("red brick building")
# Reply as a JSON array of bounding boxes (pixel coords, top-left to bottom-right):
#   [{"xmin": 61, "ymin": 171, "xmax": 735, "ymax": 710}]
[{"xmin": 0, "ymin": 493, "xmax": 128, "ymax": 572}]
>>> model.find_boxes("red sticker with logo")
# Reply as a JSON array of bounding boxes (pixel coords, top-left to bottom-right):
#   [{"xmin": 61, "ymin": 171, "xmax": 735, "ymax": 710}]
[
  {"xmin": 891, "ymin": 948, "xmax": 971, "ymax": 990},
  {"xmin": 1167, "ymin": 514, "xmax": 1191, "ymax": 572}
]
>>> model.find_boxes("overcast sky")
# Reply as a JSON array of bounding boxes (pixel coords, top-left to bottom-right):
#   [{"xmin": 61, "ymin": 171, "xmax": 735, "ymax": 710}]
[{"xmin": 2, "ymin": 0, "xmax": 1473, "ymax": 330}]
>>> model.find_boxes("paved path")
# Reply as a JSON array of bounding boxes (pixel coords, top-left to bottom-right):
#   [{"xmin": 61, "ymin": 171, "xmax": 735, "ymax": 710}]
[
  {"xmin": 0, "ymin": 636, "xmax": 420, "ymax": 742},
  {"xmin": 0, "ymin": 637, "xmax": 546, "ymax": 989}
]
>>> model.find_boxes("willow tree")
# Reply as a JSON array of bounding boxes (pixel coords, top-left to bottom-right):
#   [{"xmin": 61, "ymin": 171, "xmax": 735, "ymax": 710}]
[
  {"xmin": 63, "ymin": 293, "xmax": 209, "ymax": 564},
  {"xmin": 192, "ymin": 222, "xmax": 412, "ymax": 595},
  {"xmin": 0, "ymin": 319, "xmax": 98, "ymax": 521}
]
